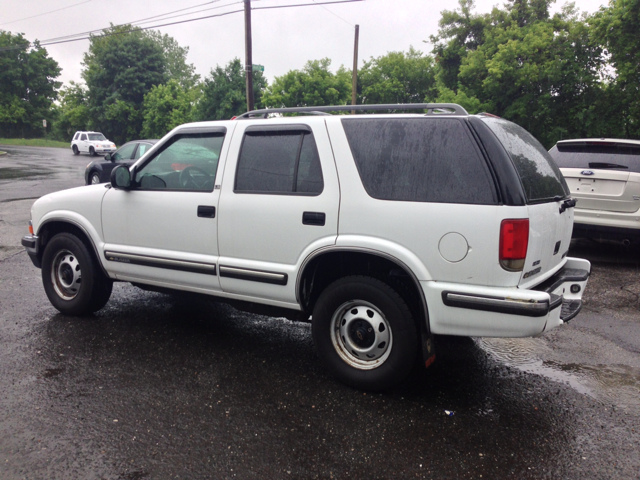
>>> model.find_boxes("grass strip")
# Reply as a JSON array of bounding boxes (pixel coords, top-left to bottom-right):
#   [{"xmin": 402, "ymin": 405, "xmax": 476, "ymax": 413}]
[{"xmin": 0, "ymin": 138, "xmax": 69, "ymax": 148}]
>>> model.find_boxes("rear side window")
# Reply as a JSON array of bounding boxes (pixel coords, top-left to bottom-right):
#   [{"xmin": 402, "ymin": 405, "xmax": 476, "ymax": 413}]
[
  {"xmin": 549, "ymin": 143, "xmax": 640, "ymax": 173},
  {"xmin": 341, "ymin": 118, "xmax": 497, "ymax": 204},
  {"xmin": 482, "ymin": 117, "xmax": 568, "ymax": 203},
  {"xmin": 235, "ymin": 129, "xmax": 324, "ymax": 195}
]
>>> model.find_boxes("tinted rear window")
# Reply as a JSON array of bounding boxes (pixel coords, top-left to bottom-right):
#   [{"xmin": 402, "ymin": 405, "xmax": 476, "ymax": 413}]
[
  {"xmin": 549, "ymin": 143, "xmax": 640, "ymax": 173},
  {"xmin": 482, "ymin": 117, "xmax": 568, "ymax": 203},
  {"xmin": 341, "ymin": 118, "xmax": 497, "ymax": 204}
]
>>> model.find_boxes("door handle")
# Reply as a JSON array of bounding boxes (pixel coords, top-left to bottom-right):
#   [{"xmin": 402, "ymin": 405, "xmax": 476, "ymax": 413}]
[
  {"xmin": 302, "ymin": 211, "xmax": 325, "ymax": 226},
  {"xmin": 197, "ymin": 205, "xmax": 216, "ymax": 218}
]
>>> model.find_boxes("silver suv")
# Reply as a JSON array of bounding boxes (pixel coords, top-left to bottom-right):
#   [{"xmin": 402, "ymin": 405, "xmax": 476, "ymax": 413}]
[
  {"xmin": 549, "ymin": 138, "xmax": 640, "ymax": 245},
  {"xmin": 23, "ymin": 104, "xmax": 590, "ymax": 390}
]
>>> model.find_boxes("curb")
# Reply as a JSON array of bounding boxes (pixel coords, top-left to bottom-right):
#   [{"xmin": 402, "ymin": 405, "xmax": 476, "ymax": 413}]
[{"xmin": 0, "ymin": 151, "xmax": 6, "ymax": 156}]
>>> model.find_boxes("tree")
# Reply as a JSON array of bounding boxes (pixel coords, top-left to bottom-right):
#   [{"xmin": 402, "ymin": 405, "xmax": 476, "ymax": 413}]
[
  {"xmin": 591, "ymin": 0, "xmax": 640, "ymax": 138},
  {"xmin": 0, "ymin": 31, "xmax": 61, "ymax": 138},
  {"xmin": 262, "ymin": 58, "xmax": 351, "ymax": 108},
  {"xmin": 195, "ymin": 58, "xmax": 266, "ymax": 121},
  {"xmin": 52, "ymin": 81, "xmax": 90, "ymax": 140},
  {"xmin": 146, "ymin": 30, "xmax": 200, "ymax": 90},
  {"xmin": 141, "ymin": 79, "xmax": 196, "ymax": 138},
  {"xmin": 357, "ymin": 47, "xmax": 437, "ymax": 105},
  {"xmin": 430, "ymin": 0, "xmax": 607, "ymax": 147}
]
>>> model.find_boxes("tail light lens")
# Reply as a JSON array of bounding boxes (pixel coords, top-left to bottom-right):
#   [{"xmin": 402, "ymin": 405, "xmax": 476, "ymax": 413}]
[{"xmin": 500, "ymin": 219, "xmax": 529, "ymax": 271}]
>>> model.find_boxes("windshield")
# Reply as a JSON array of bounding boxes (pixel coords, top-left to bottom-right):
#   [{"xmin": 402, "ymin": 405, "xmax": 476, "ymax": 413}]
[
  {"xmin": 482, "ymin": 117, "xmax": 569, "ymax": 203},
  {"xmin": 88, "ymin": 133, "xmax": 106, "ymax": 141}
]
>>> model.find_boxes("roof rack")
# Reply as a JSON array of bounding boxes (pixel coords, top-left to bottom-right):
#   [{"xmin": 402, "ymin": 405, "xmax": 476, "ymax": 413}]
[{"xmin": 236, "ymin": 103, "xmax": 468, "ymax": 119}]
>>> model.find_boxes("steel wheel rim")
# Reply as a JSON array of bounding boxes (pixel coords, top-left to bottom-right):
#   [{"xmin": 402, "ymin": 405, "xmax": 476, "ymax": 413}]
[
  {"xmin": 51, "ymin": 249, "xmax": 82, "ymax": 300},
  {"xmin": 90, "ymin": 174, "xmax": 100, "ymax": 184},
  {"xmin": 330, "ymin": 300, "xmax": 393, "ymax": 370}
]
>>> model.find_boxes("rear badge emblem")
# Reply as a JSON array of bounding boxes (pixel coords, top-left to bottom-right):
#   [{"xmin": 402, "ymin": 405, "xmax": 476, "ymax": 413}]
[{"xmin": 580, "ymin": 170, "xmax": 594, "ymax": 176}]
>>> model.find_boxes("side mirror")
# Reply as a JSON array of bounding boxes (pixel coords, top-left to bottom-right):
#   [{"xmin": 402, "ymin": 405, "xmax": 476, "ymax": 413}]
[
  {"xmin": 105, "ymin": 153, "xmax": 113, "ymax": 161},
  {"xmin": 110, "ymin": 165, "xmax": 132, "ymax": 190}
]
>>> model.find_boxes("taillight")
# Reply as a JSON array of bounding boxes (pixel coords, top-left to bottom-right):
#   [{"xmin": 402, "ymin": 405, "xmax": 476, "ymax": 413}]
[{"xmin": 499, "ymin": 219, "xmax": 529, "ymax": 271}]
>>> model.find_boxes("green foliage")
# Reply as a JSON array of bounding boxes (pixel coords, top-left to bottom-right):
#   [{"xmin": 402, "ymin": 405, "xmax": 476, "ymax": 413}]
[
  {"xmin": 82, "ymin": 24, "xmax": 196, "ymax": 145},
  {"xmin": 262, "ymin": 58, "xmax": 351, "ymax": 108},
  {"xmin": 195, "ymin": 58, "xmax": 267, "ymax": 121},
  {"xmin": 0, "ymin": 138, "xmax": 68, "ymax": 148},
  {"xmin": 431, "ymin": 0, "xmax": 608, "ymax": 148},
  {"xmin": 358, "ymin": 47, "xmax": 437, "ymax": 105},
  {"xmin": 142, "ymin": 79, "xmax": 196, "ymax": 138},
  {"xmin": 0, "ymin": 31, "xmax": 61, "ymax": 138},
  {"xmin": 591, "ymin": 0, "xmax": 640, "ymax": 137},
  {"xmin": 52, "ymin": 81, "xmax": 90, "ymax": 141},
  {"xmin": 145, "ymin": 31, "xmax": 200, "ymax": 90}
]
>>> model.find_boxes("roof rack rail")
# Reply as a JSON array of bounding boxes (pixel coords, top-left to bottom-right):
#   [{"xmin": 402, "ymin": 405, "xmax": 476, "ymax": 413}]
[{"xmin": 236, "ymin": 103, "xmax": 468, "ymax": 119}]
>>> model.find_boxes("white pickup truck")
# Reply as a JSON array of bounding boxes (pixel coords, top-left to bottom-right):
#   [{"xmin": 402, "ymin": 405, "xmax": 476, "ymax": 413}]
[{"xmin": 23, "ymin": 104, "xmax": 590, "ymax": 390}]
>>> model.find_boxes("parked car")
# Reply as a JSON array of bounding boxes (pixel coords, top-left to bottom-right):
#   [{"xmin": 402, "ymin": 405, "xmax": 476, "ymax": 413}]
[
  {"xmin": 549, "ymin": 138, "xmax": 640, "ymax": 245},
  {"xmin": 85, "ymin": 139, "xmax": 158, "ymax": 185},
  {"xmin": 22, "ymin": 104, "xmax": 590, "ymax": 390},
  {"xmin": 71, "ymin": 131, "xmax": 116, "ymax": 156}
]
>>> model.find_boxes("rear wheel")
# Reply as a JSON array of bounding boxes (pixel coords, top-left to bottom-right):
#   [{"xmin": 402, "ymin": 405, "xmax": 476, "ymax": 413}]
[
  {"xmin": 312, "ymin": 275, "xmax": 417, "ymax": 391},
  {"xmin": 72, "ymin": 145, "xmax": 79, "ymax": 155},
  {"xmin": 41, "ymin": 233, "xmax": 112, "ymax": 315}
]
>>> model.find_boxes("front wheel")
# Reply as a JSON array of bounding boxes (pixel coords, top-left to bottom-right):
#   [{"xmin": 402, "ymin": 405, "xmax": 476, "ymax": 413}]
[
  {"xmin": 89, "ymin": 147, "xmax": 96, "ymax": 157},
  {"xmin": 312, "ymin": 276, "xmax": 417, "ymax": 391},
  {"xmin": 41, "ymin": 233, "xmax": 113, "ymax": 315},
  {"xmin": 90, "ymin": 172, "xmax": 101, "ymax": 185}
]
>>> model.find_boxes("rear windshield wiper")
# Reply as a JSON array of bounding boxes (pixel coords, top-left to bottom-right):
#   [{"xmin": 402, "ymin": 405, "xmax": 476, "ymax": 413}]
[{"xmin": 588, "ymin": 162, "xmax": 628, "ymax": 169}]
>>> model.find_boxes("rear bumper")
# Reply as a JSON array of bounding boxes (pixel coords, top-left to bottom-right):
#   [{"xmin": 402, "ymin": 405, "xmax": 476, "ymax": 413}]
[{"xmin": 424, "ymin": 257, "xmax": 591, "ymax": 337}]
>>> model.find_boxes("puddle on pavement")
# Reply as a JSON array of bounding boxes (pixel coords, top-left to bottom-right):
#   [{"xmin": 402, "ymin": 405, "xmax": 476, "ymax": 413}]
[
  {"xmin": 479, "ymin": 338, "xmax": 640, "ymax": 415},
  {"xmin": 0, "ymin": 168, "xmax": 52, "ymax": 180}
]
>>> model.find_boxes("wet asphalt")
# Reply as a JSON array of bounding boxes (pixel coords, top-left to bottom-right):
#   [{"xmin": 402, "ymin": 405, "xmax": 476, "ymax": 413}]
[{"xmin": 0, "ymin": 145, "xmax": 639, "ymax": 479}]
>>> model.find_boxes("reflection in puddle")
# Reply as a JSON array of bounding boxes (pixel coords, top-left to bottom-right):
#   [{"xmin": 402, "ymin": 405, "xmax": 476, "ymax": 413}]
[
  {"xmin": 0, "ymin": 167, "xmax": 52, "ymax": 180},
  {"xmin": 480, "ymin": 338, "xmax": 640, "ymax": 415}
]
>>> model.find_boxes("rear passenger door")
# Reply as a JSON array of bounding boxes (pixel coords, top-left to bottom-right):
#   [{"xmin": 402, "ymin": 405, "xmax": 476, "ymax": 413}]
[{"xmin": 217, "ymin": 121, "xmax": 340, "ymax": 305}]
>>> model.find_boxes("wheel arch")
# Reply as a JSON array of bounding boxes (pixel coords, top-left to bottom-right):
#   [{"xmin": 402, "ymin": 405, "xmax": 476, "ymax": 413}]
[
  {"xmin": 36, "ymin": 218, "xmax": 108, "ymax": 277},
  {"xmin": 297, "ymin": 248, "xmax": 432, "ymax": 341}
]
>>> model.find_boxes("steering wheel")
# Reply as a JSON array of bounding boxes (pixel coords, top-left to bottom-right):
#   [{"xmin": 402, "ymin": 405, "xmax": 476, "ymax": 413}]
[{"xmin": 179, "ymin": 166, "xmax": 211, "ymax": 190}]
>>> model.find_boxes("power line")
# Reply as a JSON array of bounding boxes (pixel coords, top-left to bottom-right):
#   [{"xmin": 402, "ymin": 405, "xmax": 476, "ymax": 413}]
[
  {"xmin": 0, "ymin": 0, "xmax": 94, "ymax": 27},
  {"xmin": 0, "ymin": 0, "xmax": 364, "ymax": 52},
  {"xmin": 310, "ymin": 0, "xmax": 355, "ymax": 27}
]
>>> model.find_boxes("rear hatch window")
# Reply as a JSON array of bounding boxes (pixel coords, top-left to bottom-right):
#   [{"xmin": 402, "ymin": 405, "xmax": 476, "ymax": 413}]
[
  {"xmin": 481, "ymin": 117, "xmax": 569, "ymax": 203},
  {"xmin": 549, "ymin": 141, "xmax": 640, "ymax": 172}
]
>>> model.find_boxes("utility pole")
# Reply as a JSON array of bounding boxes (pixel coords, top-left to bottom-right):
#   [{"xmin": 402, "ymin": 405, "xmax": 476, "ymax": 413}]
[
  {"xmin": 351, "ymin": 25, "xmax": 359, "ymax": 114},
  {"xmin": 244, "ymin": 0, "xmax": 254, "ymax": 112}
]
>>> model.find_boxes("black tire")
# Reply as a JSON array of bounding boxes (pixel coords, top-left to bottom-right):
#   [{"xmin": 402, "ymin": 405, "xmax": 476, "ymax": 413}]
[
  {"xmin": 72, "ymin": 145, "xmax": 79, "ymax": 155},
  {"xmin": 312, "ymin": 275, "xmax": 417, "ymax": 391},
  {"xmin": 89, "ymin": 171, "xmax": 101, "ymax": 185},
  {"xmin": 89, "ymin": 147, "xmax": 96, "ymax": 157},
  {"xmin": 41, "ymin": 233, "xmax": 113, "ymax": 315}
]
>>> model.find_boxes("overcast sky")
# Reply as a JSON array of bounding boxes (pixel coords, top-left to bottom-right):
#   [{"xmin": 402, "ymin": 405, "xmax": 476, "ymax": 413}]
[{"xmin": 3, "ymin": 0, "xmax": 608, "ymax": 87}]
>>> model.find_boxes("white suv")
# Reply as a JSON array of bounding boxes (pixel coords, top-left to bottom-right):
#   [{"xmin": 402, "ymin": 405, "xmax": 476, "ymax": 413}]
[
  {"xmin": 23, "ymin": 104, "xmax": 590, "ymax": 390},
  {"xmin": 549, "ymin": 138, "xmax": 640, "ymax": 245},
  {"xmin": 71, "ymin": 131, "xmax": 116, "ymax": 156}
]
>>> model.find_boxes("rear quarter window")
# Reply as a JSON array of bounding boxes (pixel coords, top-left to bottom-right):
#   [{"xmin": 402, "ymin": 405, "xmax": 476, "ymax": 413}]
[
  {"xmin": 481, "ymin": 117, "xmax": 568, "ymax": 203},
  {"xmin": 549, "ymin": 143, "xmax": 640, "ymax": 173},
  {"xmin": 341, "ymin": 118, "xmax": 497, "ymax": 204}
]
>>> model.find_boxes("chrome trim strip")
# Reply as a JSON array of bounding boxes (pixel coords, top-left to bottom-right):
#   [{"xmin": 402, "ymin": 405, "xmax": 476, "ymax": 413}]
[
  {"xmin": 442, "ymin": 291, "xmax": 549, "ymax": 317},
  {"xmin": 104, "ymin": 251, "xmax": 217, "ymax": 275},
  {"xmin": 219, "ymin": 265, "xmax": 287, "ymax": 286}
]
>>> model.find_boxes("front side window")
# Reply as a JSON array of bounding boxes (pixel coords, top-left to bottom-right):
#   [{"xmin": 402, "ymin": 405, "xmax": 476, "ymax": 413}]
[
  {"xmin": 135, "ymin": 143, "xmax": 152, "ymax": 159},
  {"xmin": 112, "ymin": 142, "xmax": 137, "ymax": 162},
  {"xmin": 88, "ymin": 133, "xmax": 106, "ymax": 141},
  {"xmin": 341, "ymin": 118, "xmax": 497, "ymax": 204},
  {"xmin": 235, "ymin": 129, "xmax": 324, "ymax": 195},
  {"xmin": 80, "ymin": 134, "xmax": 87, "ymax": 141},
  {"xmin": 134, "ymin": 133, "xmax": 224, "ymax": 191}
]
